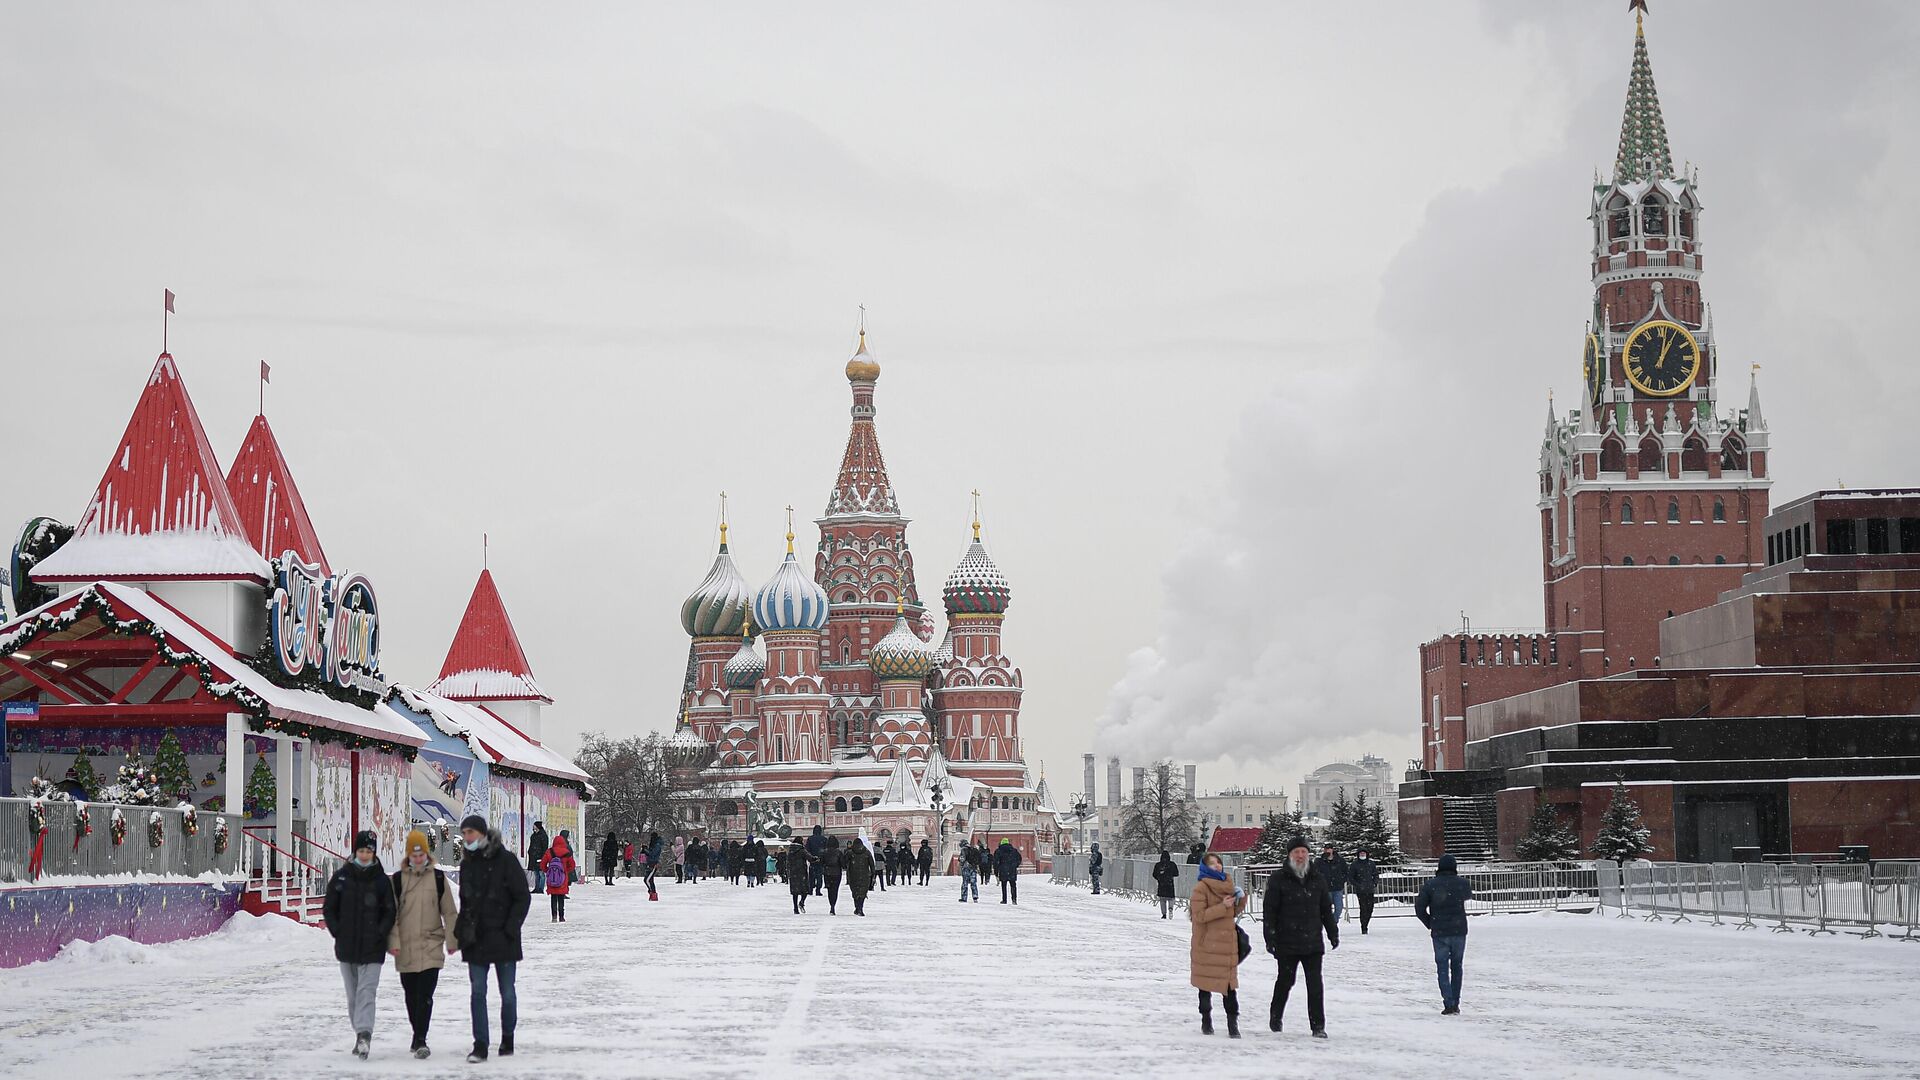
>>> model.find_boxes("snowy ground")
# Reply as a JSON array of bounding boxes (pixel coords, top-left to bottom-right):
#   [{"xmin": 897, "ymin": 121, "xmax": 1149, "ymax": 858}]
[{"xmin": 4, "ymin": 876, "xmax": 1918, "ymax": 1079}]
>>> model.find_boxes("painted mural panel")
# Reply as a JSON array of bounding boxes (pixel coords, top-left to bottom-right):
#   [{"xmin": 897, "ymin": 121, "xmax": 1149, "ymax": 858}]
[
  {"xmin": 411, "ymin": 747, "xmax": 473, "ymax": 827},
  {"xmin": 359, "ymin": 748, "xmax": 409, "ymax": 870},
  {"xmin": 307, "ymin": 742, "xmax": 353, "ymax": 858},
  {"xmin": 489, "ymin": 774, "xmax": 524, "ymax": 857}
]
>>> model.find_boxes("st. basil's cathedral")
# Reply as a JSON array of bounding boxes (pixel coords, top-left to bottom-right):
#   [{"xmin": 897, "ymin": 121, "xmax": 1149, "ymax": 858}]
[{"xmin": 669, "ymin": 329, "xmax": 1058, "ymax": 867}]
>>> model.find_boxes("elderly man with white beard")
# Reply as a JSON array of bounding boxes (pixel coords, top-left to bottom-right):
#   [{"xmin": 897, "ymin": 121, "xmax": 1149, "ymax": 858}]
[{"xmin": 1261, "ymin": 836, "xmax": 1339, "ymax": 1038}]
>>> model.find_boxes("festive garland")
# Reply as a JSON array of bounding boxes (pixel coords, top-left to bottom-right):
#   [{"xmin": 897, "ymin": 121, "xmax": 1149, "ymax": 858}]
[
  {"xmin": 212, "ymin": 816, "xmax": 230, "ymax": 855},
  {"xmin": 74, "ymin": 802, "xmax": 93, "ymax": 852},
  {"xmin": 179, "ymin": 802, "xmax": 199, "ymax": 837},
  {"xmin": 147, "ymin": 811, "xmax": 165, "ymax": 849},
  {"xmin": 245, "ymin": 713, "xmax": 417, "ymax": 761},
  {"xmin": 487, "ymin": 760, "xmax": 588, "ymax": 795},
  {"xmin": 110, "ymin": 808, "xmax": 128, "ymax": 846}
]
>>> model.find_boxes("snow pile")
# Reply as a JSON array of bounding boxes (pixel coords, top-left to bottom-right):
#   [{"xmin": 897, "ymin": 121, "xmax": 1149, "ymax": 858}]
[
  {"xmin": 211, "ymin": 910, "xmax": 329, "ymax": 947},
  {"xmin": 48, "ymin": 935, "xmax": 175, "ymax": 968}
]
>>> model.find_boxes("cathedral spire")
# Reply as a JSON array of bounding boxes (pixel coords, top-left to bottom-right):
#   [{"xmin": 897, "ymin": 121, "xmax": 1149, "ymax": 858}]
[
  {"xmin": 1746, "ymin": 364, "xmax": 1767, "ymax": 432},
  {"xmin": 825, "ymin": 325, "xmax": 902, "ymax": 520},
  {"xmin": 1614, "ymin": 1, "xmax": 1673, "ymax": 184}
]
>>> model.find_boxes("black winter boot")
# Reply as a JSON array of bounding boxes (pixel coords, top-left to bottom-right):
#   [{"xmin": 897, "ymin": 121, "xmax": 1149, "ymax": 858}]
[
  {"xmin": 1198, "ymin": 991, "xmax": 1213, "ymax": 1035},
  {"xmin": 1227, "ymin": 1015, "xmax": 1241, "ymax": 1039}
]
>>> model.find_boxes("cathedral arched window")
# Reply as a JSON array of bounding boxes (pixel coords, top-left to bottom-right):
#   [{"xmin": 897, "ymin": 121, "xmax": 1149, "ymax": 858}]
[
  {"xmin": 1621, "ymin": 500, "xmax": 1634, "ymax": 524},
  {"xmin": 1713, "ymin": 497, "xmax": 1726, "ymax": 523},
  {"xmin": 1668, "ymin": 498, "xmax": 1681, "ymax": 523},
  {"xmin": 1714, "ymin": 555, "xmax": 1726, "ymax": 564},
  {"xmin": 1668, "ymin": 556, "xmax": 1680, "ymax": 565},
  {"xmin": 808, "ymin": 800, "xmax": 820, "ymax": 814},
  {"xmin": 1721, "ymin": 437, "xmax": 1747, "ymax": 472},
  {"xmin": 1623, "ymin": 556, "xmax": 1635, "ymax": 566},
  {"xmin": 1638, "ymin": 437, "xmax": 1662, "ymax": 474},
  {"xmin": 1608, "ymin": 194, "xmax": 1631, "ymax": 239},
  {"xmin": 1601, "ymin": 436, "xmax": 1626, "ymax": 473},
  {"xmin": 834, "ymin": 797, "xmax": 848, "ymax": 813},
  {"xmin": 1678, "ymin": 206, "xmax": 1695, "ymax": 239},
  {"xmin": 1682, "ymin": 436, "xmax": 1708, "ymax": 473},
  {"xmin": 1641, "ymin": 196, "xmax": 1668, "ymax": 237},
  {"xmin": 851, "ymin": 796, "xmax": 864, "ymax": 811}
]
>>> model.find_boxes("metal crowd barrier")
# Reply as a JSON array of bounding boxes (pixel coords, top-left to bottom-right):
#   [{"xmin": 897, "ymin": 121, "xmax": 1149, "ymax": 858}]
[
  {"xmin": 0, "ymin": 796, "xmax": 246, "ymax": 882},
  {"xmin": 1599, "ymin": 860, "xmax": 1920, "ymax": 940}
]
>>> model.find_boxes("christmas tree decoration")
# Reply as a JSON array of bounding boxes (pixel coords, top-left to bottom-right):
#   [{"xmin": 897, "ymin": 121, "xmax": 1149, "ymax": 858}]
[
  {"xmin": 108, "ymin": 753, "xmax": 165, "ymax": 807},
  {"xmin": 212, "ymin": 816, "xmax": 230, "ymax": 855},
  {"xmin": 153, "ymin": 729, "xmax": 193, "ymax": 804},
  {"xmin": 147, "ymin": 810, "xmax": 165, "ymax": 849},
  {"xmin": 1515, "ymin": 799, "xmax": 1583, "ymax": 864},
  {"xmin": 110, "ymin": 807, "xmax": 128, "ymax": 846},
  {"xmin": 245, "ymin": 754, "xmax": 276, "ymax": 819},
  {"xmin": 1590, "ymin": 782, "xmax": 1653, "ymax": 865},
  {"xmin": 70, "ymin": 749, "xmax": 101, "ymax": 799}
]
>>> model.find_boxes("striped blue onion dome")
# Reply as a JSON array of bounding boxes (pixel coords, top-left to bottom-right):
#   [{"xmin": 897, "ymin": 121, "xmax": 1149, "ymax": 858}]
[
  {"xmin": 942, "ymin": 539, "xmax": 1011, "ymax": 615},
  {"xmin": 869, "ymin": 612, "xmax": 936, "ymax": 679},
  {"xmin": 754, "ymin": 551, "xmax": 829, "ymax": 632},
  {"xmin": 722, "ymin": 638, "xmax": 766, "ymax": 690},
  {"xmin": 681, "ymin": 543, "xmax": 753, "ymax": 638}
]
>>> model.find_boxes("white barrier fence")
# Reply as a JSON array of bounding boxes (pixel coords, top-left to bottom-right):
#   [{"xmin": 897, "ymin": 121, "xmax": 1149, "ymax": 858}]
[{"xmin": 1599, "ymin": 861, "xmax": 1920, "ymax": 939}]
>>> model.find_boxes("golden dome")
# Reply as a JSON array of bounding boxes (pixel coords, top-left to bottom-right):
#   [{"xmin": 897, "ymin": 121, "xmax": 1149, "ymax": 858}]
[{"xmin": 845, "ymin": 329, "xmax": 881, "ymax": 383}]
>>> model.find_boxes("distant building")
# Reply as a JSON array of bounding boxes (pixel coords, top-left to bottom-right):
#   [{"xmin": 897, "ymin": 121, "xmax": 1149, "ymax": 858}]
[
  {"xmin": 1196, "ymin": 788, "xmax": 1289, "ymax": 831},
  {"xmin": 1298, "ymin": 757, "xmax": 1396, "ymax": 821}
]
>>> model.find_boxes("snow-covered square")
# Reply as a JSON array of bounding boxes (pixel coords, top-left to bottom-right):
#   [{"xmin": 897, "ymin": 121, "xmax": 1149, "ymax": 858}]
[{"xmin": 4, "ymin": 877, "xmax": 1917, "ymax": 1079}]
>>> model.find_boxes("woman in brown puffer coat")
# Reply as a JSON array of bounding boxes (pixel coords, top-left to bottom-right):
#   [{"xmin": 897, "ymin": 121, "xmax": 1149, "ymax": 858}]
[
  {"xmin": 389, "ymin": 829, "xmax": 459, "ymax": 1058},
  {"xmin": 1189, "ymin": 852, "xmax": 1248, "ymax": 1038}
]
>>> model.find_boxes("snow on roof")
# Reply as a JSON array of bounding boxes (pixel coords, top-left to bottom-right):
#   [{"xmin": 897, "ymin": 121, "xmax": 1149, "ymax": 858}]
[
  {"xmin": 429, "ymin": 568, "xmax": 551, "ymax": 703},
  {"xmin": 389, "ymin": 685, "xmax": 586, "ymax": 784},
  {"xmin": 225, "ymin": 414, "xmax": 330, "ymax": 575},
  {"xmin": 1208, "ymin": 827, "xmax": 1263, "ymax": 854},
  {"xmin": 868, "ymin": 754, "xmax": 928, "ymax": 810},
  {"xmin": 33, "ymin": 354, "xmax": 269, "ymax": 583},
  {"xmin": 74, "ymin": 583, "xmax": 423, "ymax": 747}
]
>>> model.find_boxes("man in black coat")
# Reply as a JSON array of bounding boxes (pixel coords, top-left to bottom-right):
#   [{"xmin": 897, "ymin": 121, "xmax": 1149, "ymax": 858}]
[
  {"xmin": 1314, "ymin": 845, "xmax": 1350, "ymax": 924},
  {"xmin": 805, "ymin": 825, "xmax": 826, "ymax": 895},
  {"xmin": 991, "ymin": 839, "xmax": 1022, "ymax": 904},
  {"xmin": 1350, "ymin": 849, "xmax": 1381, "ymax": 934},
  {"xmin": 1263, "ymin": 836, "xmax": 1338, "ymax": 1038},
  {"xmin": 457, "ymin": 815, "xmax": 530, "ymax": 1063},
  {"xmin": 526, "ymin": 821, "xmax": 549, "ymax": 894},
  {"xmin": 324, "ymin": 830, "xmax": 397, "ymax": 1059},
  {"xmin": 1415, "ymin": 854, "xmax": 1475, "ymax": 1014},
  {"xmin": 1151, "ymin": 850, "xmax": 1179, "ymax": 918},
  {"xmin": 1087, "ymin": 842, "xmax": 1105, "ymax": 895}
]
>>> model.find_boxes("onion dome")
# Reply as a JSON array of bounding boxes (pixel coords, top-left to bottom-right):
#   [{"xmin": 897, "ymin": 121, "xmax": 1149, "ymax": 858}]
[
  {"xmin": 870, "ymin": 603, "xmax": 936, "ymax": 680},
  {"xmin": 680, "ymin": 519, "xmax": 753, "ymax": 638},
  {"xmin": 753, "ymin": 525, "xmax": 829, "ymax": 632},
  {"xmin": 664, "ymin": 710, "xmax": 709, "ymax": 765},
  {"xmin": 914, "ymin": 607, "xmax": 937, "ymax": 643},
  {"xmin": 845, "ymin": 327, "xmax": 880, "ymax": 383},
  {"xmin": 942, "ymin": 516, "xmax": 1011, "ymax": 615},
  {"xmin": 932, "ymin": 628, "xmax": 954, "ymax": 665},
  {"xmin": 722, "ymin": 613, "xmax": 766, "ymax": 690}
]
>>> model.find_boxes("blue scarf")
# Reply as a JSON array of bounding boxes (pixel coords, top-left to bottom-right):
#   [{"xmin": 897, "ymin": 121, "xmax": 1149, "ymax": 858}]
[{"xmin": 1197, "ymin": 864, "xmax": 1229, "ymax": 884}]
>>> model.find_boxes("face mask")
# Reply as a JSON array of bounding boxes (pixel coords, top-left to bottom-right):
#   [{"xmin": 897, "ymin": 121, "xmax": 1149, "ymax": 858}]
[
  {"xmin": 354, "ymin": 854, "xmax": 374, "ymax": 867},
  {"xmin": 463, "ymin": 837, "xmax": 483, "ymax": 851},
  {"xmin": 409, "ymin": 852, "xmax": 429, "ymax": 867}
]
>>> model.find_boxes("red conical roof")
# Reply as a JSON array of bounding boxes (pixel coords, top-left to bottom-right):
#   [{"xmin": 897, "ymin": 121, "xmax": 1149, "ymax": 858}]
[
  {"xmin": 427, "ymin": 568, "xmax": 551, "ymax": 703},
  {"xmin": 33, "ymin": 353, "xmax": 270, "ymax": 582},
  {"xmin": 226, "ymin": 414, "xmax": 331, "ymax": 575}
]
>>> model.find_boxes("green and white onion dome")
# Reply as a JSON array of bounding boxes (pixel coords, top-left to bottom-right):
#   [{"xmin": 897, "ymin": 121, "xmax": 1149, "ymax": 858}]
[
  {"xmin": 681, "ymin": 537, "xmax": 754, "ymax": 638},
  {"xmin": 870, "ymin": 610, "xmax": 936, "ymax": 679},
  {"xmin": 722, "ymin": 638, "xmax": 765, "ymax": 690},
  {"xmin": 942, "ymin": 538, "xmax": 1011, "ymax": 615}
]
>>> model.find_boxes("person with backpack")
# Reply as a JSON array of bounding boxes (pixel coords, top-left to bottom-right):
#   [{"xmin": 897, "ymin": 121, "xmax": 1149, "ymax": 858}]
[
  {"xmin": 542, "ymin": 834, "xmax": 573, "ymax": 921},
  {"xmin": 992, "ymin": 839, "xmax": 1023, "ymax": 904},
  {"xmin": 643, "ymin": 832, "xmax": 663, "ymax": 900},
  {"xmin": 324, "ymin": 830, "xmax": 397, "ymax": 1060},
  {"xmin": 1190, "ymin": 852, "xmax": 1248, "ymax": 1038},
  {"xmin": 599, "ymin": 831, "xmax": 619, "ymax": 887},
  {"xmin": 1152, "ymin": 850, "xmax": 1180, "ymax": 918},
  {"xmin": 917, "ymin": 838, "xmax": 935, "ymax": 885},
  {"xmin": 958, "ymin": 841, "xmax": 981, "ymax": 903},
  {"xmin": 389, "ymin": 829, "xmax": 458, "ymax": 1059},
  {"xmin": 456, "ymin": 815, "xmax": 530, "ymax": 1063},
  {"xmin": 622, "ymin": 839, "xmax": 636, "ymax": 879},
  {"xmin": 1088, "ymin": 842, "xmax": 1105, "ymax": 895},
  {"xmin": 1415, "ymin": 854, "xmax": 1475, "ymax": 1015},
  {"xmin": 1350, "ymin": 849, "xmax": 1381, "ymax": 934},
  {"xmin": 526, "ymin": 821, "xmax": 549, "ymax": 894}
]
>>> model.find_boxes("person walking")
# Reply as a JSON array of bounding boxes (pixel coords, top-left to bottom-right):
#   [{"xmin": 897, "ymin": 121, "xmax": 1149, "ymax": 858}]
[
  {"xmin": 1189, "ymin": 852, "xmax": 1248, "ymax": 1038},
  {"xmin": 916, "ymin": 838, "xmax": 934, "ymax": 886},
  {"xmin": 542, "ymin": 835, "xmax": 572, "ymax": 921},
  {"xmin": 820, "ymin": 834, "xmax": 847, "ymax": 915},
  {"xmin": 673, "ymin": 834, "xmax": 687, "ymax": 884},
  {"xmin": 1350, "ymin": 849, "xmax": 1380, "ymax": 935},
  {"xmin": 1315, "ymin": 845, "xmax": 1350, "ymax": 923},
  {"xmin": 1152, "ymin": 850, "xmax": 1180, "ymax": 919},
  {"xmin": 456, "ymin": 815, "xmax": 530, "ymax": 1063},
  {"xmin": 992, "ymin": 838, "xmax": 1022, "ymax": 904},
  {"xmin": 324, "ymin": 830, "xmax": 396, "ymax": 1060},
  {"xmin": 750, "ymin": 838, "xmax": 767, "ymax": 888},
  {"xmin": 805, "ymin": 825, "xmax": 827, "ymax": 896},
  {"xmin": 847, "ymin": 835, "xmax": 877, "ymax": 916},
  {"xmin": 979, "ymin": 839, "xmax": 995, "ymax": 886},
  {"xmin": 786, "ymin": 836, "xmax": 813, "ymax": 914},
  {"xmin": 622, "ymin": 839, "xmax": 635, "ymax": 880},
  {"xmin": 644, "ymin": 832, "xmax": 663, "ymax": 900},
  {"xmin": 600, "ymin": 831, "xmax": 619, "ymax": 887},
  {"xmin": 526, "ymin": 821, "xmax": 549, "ymax": 895},
  {"xmin": 958, "ymin": 841, "xmax": 981, "ymax": 903},
  {"xmin": 1263, "ymin": 837, "xmax": 1338, "ymax": 1039},
  {"xmin": 1088, "ymin": 842, "xmax": 1105, "ymax": 895},
  {"xmin": 389, "ymin": 829, "xmax": 458, "ymax": 1059},
  {"xmin": 1415, "ymin": 854, "xmax": 1475, "ymax": 1015}
]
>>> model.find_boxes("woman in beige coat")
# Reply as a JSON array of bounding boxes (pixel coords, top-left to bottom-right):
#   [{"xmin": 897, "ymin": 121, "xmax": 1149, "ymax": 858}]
[
  {"xmin": 1189, "ymin": 852, "xmax": 1248, "ymax": 1037},
  {"xmin": 388, "ymin": 829, "xmax": 459, "ymax": 1059}
]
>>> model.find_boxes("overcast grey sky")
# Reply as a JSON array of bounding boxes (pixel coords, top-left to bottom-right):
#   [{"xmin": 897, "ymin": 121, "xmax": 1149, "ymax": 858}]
[{"xmin": 4, "ymin": 2, "xmax": 1917, "ymax": 798}]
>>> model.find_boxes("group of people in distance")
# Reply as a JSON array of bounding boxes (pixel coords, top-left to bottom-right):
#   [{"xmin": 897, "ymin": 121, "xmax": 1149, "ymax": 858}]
[
  {"xmin": 322, "ymin": 815, "xmax": 529, "ymax": 1064},
  {"xmin": 774, "ymin": 826, "xmax": 1026, "ymax": 913},
  {"xmin": 1184, "ymin": 835, "xmax": 1476, "ymax": 1039}
]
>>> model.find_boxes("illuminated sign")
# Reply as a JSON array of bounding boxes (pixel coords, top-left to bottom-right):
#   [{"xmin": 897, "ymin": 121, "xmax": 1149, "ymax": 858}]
[{"xmin": 269, "ymin": 554, "xmax": 383, "ymax": 692}]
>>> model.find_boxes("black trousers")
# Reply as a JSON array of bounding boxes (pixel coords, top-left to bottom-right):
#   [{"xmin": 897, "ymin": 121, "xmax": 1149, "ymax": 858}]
[
  {"xmin": 1272, "ymin": 953, "xmax": 1325, "ymax": 1031},
  {"xmin": 1357, "ymin": 890, "xmax": 1376, "ymax": 932},
  {"xmin": 550, "ymin": 893, "xmax": 566, "ymax": 919},
  {"xmin": 1000, "ymin": 875, "xmax": 1018, "ymax": 903},
  {"xmin": 399, "ymin": 969, "xmax": 440, "ymax": 1047},
  {"xmin": 1198, "ymin": 987, "xmax": 1238, "ymax": 1019},
  {"xmin": 919, "ymin": 865, "xmax": 930, "ymax": 886},
  {"xmin": 825, "ymin": 872, "xmax": 843, "ymax": 911}
]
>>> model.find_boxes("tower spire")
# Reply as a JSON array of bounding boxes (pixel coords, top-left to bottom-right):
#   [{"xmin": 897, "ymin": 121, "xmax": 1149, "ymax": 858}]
[
  {"xmin": 1615, "ymin": 0, "xmax": 1673, "ymax": 183},
  {"xmin": 718, "ymin": 491, "xmax": 730, "ymax": 552},
  {"xmin": 970, "ymin": 489, "xmax": 982, "ymax": 542},
  {"xmin": 785, "ymin": 505, "xmax": 796, "ymax": 554}
]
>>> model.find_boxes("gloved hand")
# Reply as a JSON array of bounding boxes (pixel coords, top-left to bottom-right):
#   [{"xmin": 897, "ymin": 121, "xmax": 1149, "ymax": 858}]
[{"xmin": 1329, "ymin": 935, "xmax": 1340, "ymax": 951}]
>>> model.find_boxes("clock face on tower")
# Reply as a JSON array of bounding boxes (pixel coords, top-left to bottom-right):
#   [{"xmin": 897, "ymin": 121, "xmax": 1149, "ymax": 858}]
[
  {"xmin": 1622, "ymin": 320, "xmax": 1702, "ymax": 397},
  {"xmin": 1583, "ymin": 332, "xmax": 1603, "ymax": 404}
]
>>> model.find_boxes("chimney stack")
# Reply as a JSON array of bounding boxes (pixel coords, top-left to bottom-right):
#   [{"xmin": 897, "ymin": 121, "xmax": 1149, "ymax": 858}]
[
  {"xmin": 1083, "ymin": 754, "xmax": 1096, "ymax": 809},
  {"xmin": 1107, "ymin": 756, "xmax": 1121, "ymax": 807},
  {"xmin": 1132, "ymin": 766, "xmax": 1146, "ymax": 801},
  {"xmin": 1185, "ymin": 763, "xmax": 1197, "ymax": 799}
]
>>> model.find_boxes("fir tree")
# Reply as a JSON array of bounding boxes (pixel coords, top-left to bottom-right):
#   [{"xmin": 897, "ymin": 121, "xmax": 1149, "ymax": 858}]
[
  {"xmin": 1325, "ymin": 788, "xmax": 1365, "ymax": 853},
  {"xmin": 1589, "ymin": 782, "xmax": 1652, "ymax": 865},
  {"xmin": 70, "ymin": 750, "xmax": 101, "ymax": 799},
  {"xmin": 1515, "ymin": 799, "xmax": 1583, "ymax": 864},
  {"xmin": 245, "ymin": 754, "xmax": 276, "ymax": 819},
  {"xmin": 1356, "ymin": 796, "xmax": 1403, "ymax": 866},
  {"xmin": 1246, "ymin": 808, "xmax": 1307, "ymax": 864},
  {"xmin": 153, "ymin": 729, "xmax": 193, "ymax": 804},
  {"xmin": 108, "ymin": 753, "xmax": 163, "ymax": 806}
]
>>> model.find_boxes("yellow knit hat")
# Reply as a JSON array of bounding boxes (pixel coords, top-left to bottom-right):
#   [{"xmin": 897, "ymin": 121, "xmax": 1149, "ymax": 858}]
[{"xmin": 406, "ymin": 829, "xmax": 431, "ymax": 856}]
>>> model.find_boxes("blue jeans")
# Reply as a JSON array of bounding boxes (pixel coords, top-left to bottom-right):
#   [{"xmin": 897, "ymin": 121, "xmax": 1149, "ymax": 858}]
[
  {"xmin": 1329, "ymin": 889, "xmax": 1345, "ymax": 920},
  {"xmin": 1432, "ymin": 934, "xmax": 1466, "ymax": 1009},
  {"xmin": 960, "ymin": 865, "xmax": 979, "ymax": 900},
  {"xmin": 469, "ymin": 961, "xmax": 517, "ymax": 1049}
]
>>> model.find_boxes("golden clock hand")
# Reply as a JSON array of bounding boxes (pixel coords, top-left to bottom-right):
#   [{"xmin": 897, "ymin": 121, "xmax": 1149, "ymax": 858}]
[{"xmin": 1655, "ymin": 333, "xmax": 1673, "ymax": 371}]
